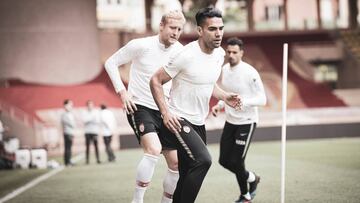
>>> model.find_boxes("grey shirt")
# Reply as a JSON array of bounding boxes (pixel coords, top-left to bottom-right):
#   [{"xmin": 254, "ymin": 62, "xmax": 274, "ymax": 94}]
[{"xmin": 61, "ymin": 111, "xmax": 76, "ymax": 135}]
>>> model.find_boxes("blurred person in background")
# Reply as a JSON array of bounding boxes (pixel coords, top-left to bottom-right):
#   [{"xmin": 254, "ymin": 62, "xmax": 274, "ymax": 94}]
[
  {"xmin": 99, "ymin": 104, "xmax": 116, "ymax": 162},
  {"xmin": 83, "ymin": 100, "xmax": 101, "ymax": 164},
  {"xmin": 212, "ymin": 37, "xmax": 267, "ymax": 203},
  {"xmin": 105, "ymin": 10, "xmax": 186, "ymax": 203},
  {"xmin": 0, "ymin": 109, "xmax": 13, "ymax": 169},
  {"xmin": 0, "ymin": 109, "xmax": 5, "ymax": 143},
  {"xmin": 61, "ymin": 99, "xmax": 76, "ymax": 166}
]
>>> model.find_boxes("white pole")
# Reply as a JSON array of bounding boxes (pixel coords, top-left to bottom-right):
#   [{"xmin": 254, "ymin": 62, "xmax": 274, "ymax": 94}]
[{"xmin": 281, "ymin": 43, "xmax": 288, "ymax": 203}]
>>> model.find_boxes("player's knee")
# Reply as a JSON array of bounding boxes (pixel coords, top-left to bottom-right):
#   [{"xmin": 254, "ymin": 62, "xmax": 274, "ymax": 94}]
[
  {"xmin": 199, "ymin": 153, "xmax": 212, "ymax": 169},
  {"xmin": 167, "ymin": 160, "xmax": 178, "ymax": 171},
  {"xmin": 219, "ymin": 158, "xmax": 228, "ymax": 169},
  {"xmin": 163, "ymin": 192, "xmax": 173, "ymax": 199},
  {"xmin": 136, "ymin": 180, "xmax": 150, "ymax": 188},
  {"xmin": 219, "ymin": 159, "xmax": 238, "ymax": 173},
  {"xmin": 203, "ymin": 157, "xmax": 212, "ymax": 169},
  {"xmin": 144, "ymin": 146, "xmax": 162, "ymax": 156}
]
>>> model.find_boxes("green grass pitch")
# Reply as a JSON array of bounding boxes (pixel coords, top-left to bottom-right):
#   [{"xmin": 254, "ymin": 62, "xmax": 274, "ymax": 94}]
[{"xmin": 1, "ymin": 137, "xmax": 359, "ymax": 202}]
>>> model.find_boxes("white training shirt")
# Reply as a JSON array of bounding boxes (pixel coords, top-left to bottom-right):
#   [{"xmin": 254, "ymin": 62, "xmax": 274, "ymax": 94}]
[
  {"xmin": 105, "ymin": 35, "xmax": 183, "ymax": 110},
  {"xmin": 220, "ymin": 61, "xmax": 266, "ymax": 125},
  {"xmin": 164, "ymin": 40, "xmax": 225, "ymax": 125},
  {"xmin": 100, "ymin": 109, "xmax": 117, "ymax": 137},
  {"xmin": 82, "ymin": 109, "xmax": 100, "ymax": 134}
]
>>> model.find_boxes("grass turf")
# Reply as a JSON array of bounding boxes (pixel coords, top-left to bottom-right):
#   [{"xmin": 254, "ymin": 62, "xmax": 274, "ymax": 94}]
[{"xmin": 1, "ymin": 137, "xmax": 359, "ymax": 203}]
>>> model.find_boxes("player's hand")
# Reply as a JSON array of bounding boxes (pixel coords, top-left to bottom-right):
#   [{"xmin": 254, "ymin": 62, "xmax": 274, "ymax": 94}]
[
  {"xmin": 118, "ymin": 90, "xmax": 137, "ymax": 114},
  {"xmin": 224, "ymin": 92, "xmax": 242, "ymax": 110},
  {"xmin": 162, "ymin": 112, "xmax": 182, "ymax": 133},
  {"xmin": 211, "ymin": 104, "xmax": 221, "ymax": 117}
]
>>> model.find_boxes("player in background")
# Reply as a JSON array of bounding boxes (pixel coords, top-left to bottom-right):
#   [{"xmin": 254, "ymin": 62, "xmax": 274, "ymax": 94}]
[{"xmin": 212, "ymin": 37, "xmax": 266, "ymax": 203}]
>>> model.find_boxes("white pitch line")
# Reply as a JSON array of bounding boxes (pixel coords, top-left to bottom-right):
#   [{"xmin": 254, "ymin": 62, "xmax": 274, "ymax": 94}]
[{"xmin": 0, "ymin": 153, "xmax": 84, "ymax": 203}]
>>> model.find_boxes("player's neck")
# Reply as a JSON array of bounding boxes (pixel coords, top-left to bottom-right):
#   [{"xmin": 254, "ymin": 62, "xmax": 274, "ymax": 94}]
[
  {"xmin": 159, "ymin": 36, "xmax": 171, "ymax": 48},
  {"xmin": 198, "ymin": 39, "xmax": 214, "ymax": 54},
  {"xmin": 230, "ymin": 60, "xmax": 242, "ymax": 68}
]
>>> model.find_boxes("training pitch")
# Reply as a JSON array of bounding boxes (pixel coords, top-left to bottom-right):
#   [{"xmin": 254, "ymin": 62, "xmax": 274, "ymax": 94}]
[{"xmin": 0, "ymin": 137, "xmax": 359, "ymax": 203}]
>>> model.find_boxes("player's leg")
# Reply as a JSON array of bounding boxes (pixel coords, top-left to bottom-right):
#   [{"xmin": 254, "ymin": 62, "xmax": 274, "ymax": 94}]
[
  {"xmin": 172, "ymin": 146, "xmax": 189, "ymax": 203},
  {"xmin": 106, "ymin": 135, "xmax": 115, "ymax": 161},
  {"xmin": 218, "ymin": 122, "xmax": 238, "ymax": 173},
  {"xmin": 173, "ymin": 120, "xmax": 212, "ymax": 203},
  {"xmin": 85, "ymin": 133, "xmax": 90, "ymax": 164},
  {"xmin": 161, "ymin": 149, "xmax": 179, "ymax": 203},
  {"xmin": 63, "ymin": 134, "xmax": 71, "ymax": 165},
  {"xmin": 91, "ymin": 134, "xmax": 100, "ymax": 163},
  {"xmin": 103, "ymin": 136, "xmax": 110, "ymax": 161},
  {"xmin": 131, "ymin": 132, "xmax": 161, "ymax": 203},
  {"xmin": 232, "ymin": 123, "xmax": 256, "ymax": 202},
  {"xmin": 241, "ymin": 123, "xmax": 260, "ymax": 199},
  {"xmin": 127, "ymin": 105, "xmax": 162, "ymax": 203},
  {"xmin": 159, "ymin": 124, "xmax": 183, "ymax": 203},
  {"xmin": 68, "ymin": 135, "xmax": 73, "ymax": 165}
]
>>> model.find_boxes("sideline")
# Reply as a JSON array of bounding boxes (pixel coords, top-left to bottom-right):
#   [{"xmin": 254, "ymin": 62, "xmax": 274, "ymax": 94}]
[{"xmin": 0, "ymin": 153, "xmax": 84, "ymax": 203}]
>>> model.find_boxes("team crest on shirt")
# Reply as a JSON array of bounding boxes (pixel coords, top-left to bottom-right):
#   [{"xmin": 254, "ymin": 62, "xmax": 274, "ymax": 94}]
[
  {"xmin": 183, "ymin": 126, "xmax": 190, "ymax": 133},
  {"xmin": 139, "ymin": 123, "xmax": 145, "ymax": 133}
]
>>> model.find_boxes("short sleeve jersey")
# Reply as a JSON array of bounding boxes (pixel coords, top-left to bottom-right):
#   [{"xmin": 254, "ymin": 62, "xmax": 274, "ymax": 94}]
[{"xmin": 164, "ymin": 40, "xmax": 225, "ymax": 125}]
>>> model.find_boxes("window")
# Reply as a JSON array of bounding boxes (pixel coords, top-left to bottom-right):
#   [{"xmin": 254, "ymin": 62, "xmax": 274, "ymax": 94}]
[
  {"xmin": 314, "ymin": 64, "xmax": 338, "ymax": 85},
  {"xmin": 265, "ymin": 5, "xmax": 283, "ymax": 21}
]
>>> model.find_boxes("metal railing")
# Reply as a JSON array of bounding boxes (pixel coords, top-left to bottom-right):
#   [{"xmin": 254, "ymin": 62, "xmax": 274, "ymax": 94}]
[{"xmin": 0, "ymin": 99, "xmax": 56, "ymax": 147}]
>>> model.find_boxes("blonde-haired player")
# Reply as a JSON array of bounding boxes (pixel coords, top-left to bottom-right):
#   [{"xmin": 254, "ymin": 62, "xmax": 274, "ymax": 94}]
[{"xmin": 105, "ymin": 10, "xmax": 186, "ymax": 203}]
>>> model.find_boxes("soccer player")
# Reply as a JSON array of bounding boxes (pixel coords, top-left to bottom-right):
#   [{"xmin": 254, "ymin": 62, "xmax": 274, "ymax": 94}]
[
  {"xmin": 212, "ymin": 37, "xmax": 267, "ymax": 203},
  {"xmin": 150, "ymin": 7, "xmax": 241, "ymax": 203},
  {"xmin": 104, "ymin": 10, "xmax": 186, "ymax": 203}
]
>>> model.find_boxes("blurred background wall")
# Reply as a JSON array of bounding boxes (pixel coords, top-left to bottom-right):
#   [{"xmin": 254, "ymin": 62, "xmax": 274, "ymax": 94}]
[{"xmin": 0, "ymin": 0, "xmax": 100, "ymax": 85}]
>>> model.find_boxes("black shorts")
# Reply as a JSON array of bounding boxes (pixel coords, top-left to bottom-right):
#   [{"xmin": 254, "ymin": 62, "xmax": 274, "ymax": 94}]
[
  {"xmin": 126, "ymin": 104, "xmax": 162, "ymax": 142},
  {"xmin": 159, "ymin": 118, "xmax": 206, "ymax": 150}
]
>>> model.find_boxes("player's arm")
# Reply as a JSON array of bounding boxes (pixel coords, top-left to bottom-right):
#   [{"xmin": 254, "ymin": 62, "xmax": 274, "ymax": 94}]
[
  {"xmin": 242, "ymin": 72, "xmax": 267, "ymax": 107},
  {"xmin": 211, "ymin": 100, "xmax": 225, "ymax": 117},
  {"xmin": 212, "ymin": 84, "xmax": 241, "ymax": 110},
  {"xmin": 212, "ymin": 68, "xmax": 226, "ymax": 117},
  {"xmin": 82, "ymin": 112, "xmax": 92, "ymax": 125},
  {"xmin": 104, "ymin": 40, "xmax": 140, "ymax": 114},
  {"xmin": 150, "ymin": 68, "xmax": 182, "ymax": 133},
  {"xmin": 62, "ymin": 113, "xmax": 75, "ymax": 128}
]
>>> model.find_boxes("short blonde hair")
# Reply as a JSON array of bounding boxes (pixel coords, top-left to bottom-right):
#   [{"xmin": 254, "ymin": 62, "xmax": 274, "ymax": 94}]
[{"xmin": 161, "ymin": 10, "xmax": 186, "ymax": 25}]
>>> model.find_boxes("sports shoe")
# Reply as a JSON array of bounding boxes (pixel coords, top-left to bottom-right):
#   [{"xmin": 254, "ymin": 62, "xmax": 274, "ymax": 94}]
[
  {"xmin": 234, "ymin": 195, "xmax": 251, "ymax": 203},
  {"xmin": 249, "ymin": 174, "xmax": 260, "ymax": 199}
]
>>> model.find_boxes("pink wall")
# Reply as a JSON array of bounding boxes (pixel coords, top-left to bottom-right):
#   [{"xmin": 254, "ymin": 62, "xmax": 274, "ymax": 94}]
[
  {"xmin": 0, "ymin": 0, "xmax": 100, "ymax": 85},
  {"xmin": 252, "ymin": 0, "xmax": 352, "ymax": 29},
  {"xmin": 287, "ymin": 0, "xmax": 318, "ymax": 27},
  {"xmin": 254, "ymin": 0, "xmax": 283, "ymax": 22}
]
